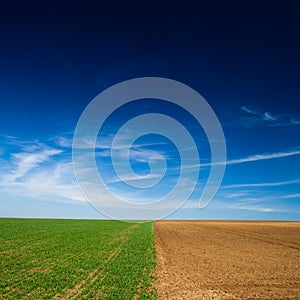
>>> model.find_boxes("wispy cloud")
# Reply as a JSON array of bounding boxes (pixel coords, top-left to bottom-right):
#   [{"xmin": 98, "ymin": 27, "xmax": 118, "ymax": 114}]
[
  {"xmin": 223, "ymin": 195, "xmax": 288, "ymax": 213},
  {"xmin": 24, "ymin": 161, "xmax": 85, "ymax": 203},
  {"xmin": 97, "ymin": 146, "xmax": 168, "ymax": 162},
  {"xmin": 196, "ymin": 148, "xmax": 300, "ymax": 168},
  {"xmin": 291, "ymin": 118, "xmax": 300, "ymax": 125},
  {"xmin": 54, "ymin": 136, "xmax": 73, "ymax": 148},
  {"xmin": 223, "ymin": 178, "xmax": 300, "ymax": 189},
  {"xmin": 226, "ymin": 149, "xmax": 300, "ymax": 165},
  {"xmin": 231, "ymin": 205, "xmax": 280, "ymax": 213},
  {"xmin": 223, "ymin": 192, "xmax": 249, "ymax": 198},
  {"xmin": 0, "ymin": 137, "xmax": 85, "ymax": 204},
  {"xmin": 1, "ymin": 161, "xmax": 86, "ymax": 203},
  {"xmin": 4, "ymin": 147, "xmax": 62, "ymax": 182},
  {"xmin": 240, "ymin": 106, "xmax": 257, "ymax": 115},
  {"xmin": 1, "ymin": 132, "xmax": 299, "ymax": 217},
  {"xmin": 219, "ymin": 181, "xmax": 300, "ymax": 214},
  {"xmin": 240, "ymin": 106, "xmax": 300, "ymax": 127},
  {"xmin": 106, "ymin": 173, "xmax": 162, "ymax": 184},
  {"xmin": 262, "ymin": 112, "xmax": 277, "ymax": 122},
  {"xmin": 0, "ymin": 134, "xmax": 173, "ymax": 206},
  {"xmin": 280, "ymin": 193, "xmax": 300, "ymax": 199}
]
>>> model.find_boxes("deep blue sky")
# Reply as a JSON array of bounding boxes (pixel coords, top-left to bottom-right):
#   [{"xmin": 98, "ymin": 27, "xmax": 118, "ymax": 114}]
[{"xmin": 0, "ymin": 1, "xmax": 300, "ymax": 220}]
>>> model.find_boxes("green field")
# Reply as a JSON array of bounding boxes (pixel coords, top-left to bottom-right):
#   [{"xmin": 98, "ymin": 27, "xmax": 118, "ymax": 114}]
[{"xmin": 0, "ymin": 218, "xmax": 157, "ymax": 299}]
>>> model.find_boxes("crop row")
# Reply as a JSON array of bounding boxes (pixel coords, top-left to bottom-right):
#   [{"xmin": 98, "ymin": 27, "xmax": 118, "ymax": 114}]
[{"xmin": 0, "ymin": 218, "xmax": 157, "ymax": 299}]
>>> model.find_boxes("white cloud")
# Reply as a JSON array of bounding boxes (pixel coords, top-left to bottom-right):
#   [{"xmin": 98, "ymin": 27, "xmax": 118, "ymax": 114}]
[
  {"xmin": 240, "ymin": 106, "xmax": 257, "ymax": 115},
  {"xmin": 55, "ymin": 136, "xmax": 73, "ymax": 148},
  {"xmin": 0, "ymin": 138, "xmax": 86, "ymax": 204},
  {"xmin": 4, "ymin": 148, "xmax": 62, "ymax": 182},
  {"xmin": 191, "ymin": 148, "xmax": 300, "ymax": 169},
  {"xmin": 223, "ymin": 192, "xmax": 249, "ymax": 198},
  {"xmin": 225, "ymin": 149, "xmax": 300, "ymax": 165},
  {"xmin": 106, "ymin": 173, "xmax": 162, "ymax": 184},
  {"xmin": 111, "ymin": 148, "xmax": 168, "ymax": 163},
  {"xmin": 24, "ymin": 161, "xmax": 86, "ymax": 203},
  {"xmin": 97, "ymin": 146, "xmax": 161, "ymax": 160},
  {"xmin": 280, "ymin": 193, "xmax": 300, "ymax": 199},
  {"xmin": 234, "ymin": 205, "xmax": 279, "ymax": 212},
  {"xmin": 223, "ymin": 178, "xmax": 300, "ymax": 189},
  {"xmin": 1, "ymin": 159, "xmax": 85, "ymax": 204},
  {"xmin": 1, "ymin": 132, "xmax": 299, "ymax": 217},
  {"xmin": 240, "ymin": 106, "xmax": 299, "ymax": 127},
  {"xmin": 291, "ymin": 118, "xmax": 300, "ymax": 125},
  {"xmin": 0, "ymin": 135, "xmax": 170, "ymax": 207},
  {"xmin": 262, "ymin": 112, "xmax": 277, "ymax": 121}
]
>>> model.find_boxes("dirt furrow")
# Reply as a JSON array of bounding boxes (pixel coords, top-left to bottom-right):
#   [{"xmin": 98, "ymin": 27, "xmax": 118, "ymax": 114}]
[{"xmin": 154, "ymin": 221, "xmax": 300, "ymax": 300}]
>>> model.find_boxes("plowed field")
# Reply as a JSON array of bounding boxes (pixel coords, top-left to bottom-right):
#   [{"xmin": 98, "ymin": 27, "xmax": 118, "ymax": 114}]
[{"xmin": 154, "ymin": 221, "xmax": 300, "ymax": 299}]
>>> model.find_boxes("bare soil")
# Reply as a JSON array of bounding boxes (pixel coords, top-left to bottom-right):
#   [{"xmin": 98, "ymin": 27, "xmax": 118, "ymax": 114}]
[{"xmin": 154, "ymin": 221, "xmax": 300, "ymax": 299}]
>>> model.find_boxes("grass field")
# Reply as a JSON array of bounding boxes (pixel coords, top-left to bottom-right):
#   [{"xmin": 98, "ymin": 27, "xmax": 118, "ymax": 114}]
[{"xmin": 0, "ymin": 219, "xmax": 156, "ymax": 299}]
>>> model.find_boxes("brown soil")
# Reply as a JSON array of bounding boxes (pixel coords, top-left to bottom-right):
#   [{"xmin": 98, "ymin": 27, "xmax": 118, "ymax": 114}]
[{"xmin": 154, "ymin": 221, "xmax": 300, "ymax": 299}]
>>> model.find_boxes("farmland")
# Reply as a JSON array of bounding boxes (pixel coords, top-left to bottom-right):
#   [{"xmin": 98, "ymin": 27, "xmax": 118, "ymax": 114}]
[
  {"xmin": 155, "ymin": 221, "xmax": 300, "ymax": 299},
  {"xmin": 2, "ymin": 219, "xmax": 300, "ymax": 299},
  {"xmin": 0, "ymin": 219, "xmax": 156, "ymax": 299}
]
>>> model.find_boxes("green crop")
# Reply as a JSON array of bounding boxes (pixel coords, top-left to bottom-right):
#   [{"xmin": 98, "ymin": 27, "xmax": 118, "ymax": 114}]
[{"xmin": 0, "ymin": 218, "xmax": 157, "ymax": 299}]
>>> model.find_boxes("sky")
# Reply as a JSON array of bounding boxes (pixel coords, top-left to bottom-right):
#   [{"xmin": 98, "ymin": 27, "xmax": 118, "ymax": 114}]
[{"xmin": 0, "ymin": 1, "xmax": 299, "ymax": 220}]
